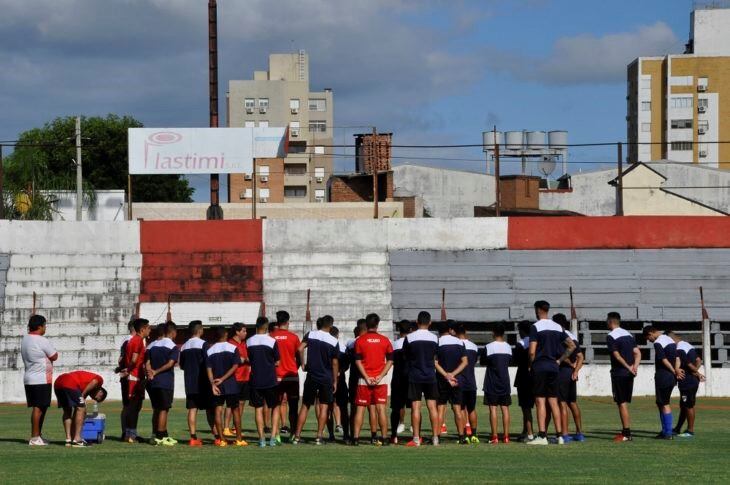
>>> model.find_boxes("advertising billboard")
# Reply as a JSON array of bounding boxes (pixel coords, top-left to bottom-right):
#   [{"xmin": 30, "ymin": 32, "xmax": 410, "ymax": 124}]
[{"xmin": 128, "ymin": 127, "xmax": 287, "ymax": 174}]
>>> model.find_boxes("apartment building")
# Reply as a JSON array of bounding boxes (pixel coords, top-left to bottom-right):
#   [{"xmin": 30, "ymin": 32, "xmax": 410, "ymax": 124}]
[
  {"xmin": 627, "ymin": 4, "xmax": 730, "ymax": 169},
  {"xmin": 227, "ymin": 51, "xmax": 334, "ymax": 203}
]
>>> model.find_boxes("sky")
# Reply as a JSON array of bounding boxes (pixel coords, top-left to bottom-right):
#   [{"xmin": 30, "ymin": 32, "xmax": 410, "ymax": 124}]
[{"xmin": 0, "ymin": 0, "xmax": 693, "ymax": 201}]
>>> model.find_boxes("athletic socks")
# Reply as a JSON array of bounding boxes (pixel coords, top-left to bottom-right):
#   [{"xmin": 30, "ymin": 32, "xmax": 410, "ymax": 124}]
[
  {"xmin": 661, "ymin": 412, "xmax": 673, "ymax": 436},
  {"xmin": 622, "ymin": 427, "xmax": 631, "ymax": 437},
  {"xmin": 538, "ymin": 432, "xmax": 547, "ymax": 439},
  {"xmin": 190, "ymin": 433, "xmax": 198, "ymax": 439}
]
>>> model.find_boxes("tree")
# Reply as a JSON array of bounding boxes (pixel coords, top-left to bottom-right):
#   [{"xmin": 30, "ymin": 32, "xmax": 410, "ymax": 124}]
[{"xmin": 2, "ymin": 115, "xmax": 193, "ymax": 219}]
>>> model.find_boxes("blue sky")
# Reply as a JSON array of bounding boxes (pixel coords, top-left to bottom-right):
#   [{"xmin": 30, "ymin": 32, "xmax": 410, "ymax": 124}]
[{"xmin": 0, "ymin": 0, "xmax": 693, "ymax": 200}]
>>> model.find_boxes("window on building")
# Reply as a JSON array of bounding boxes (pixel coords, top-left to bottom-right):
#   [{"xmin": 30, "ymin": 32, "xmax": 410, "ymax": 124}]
[
  {"xmin": 288, "ymin": 142, "xmax": 307, "ymax": 154},
  {"xmin": 641, "ymin": 123, "xmax": 651, "ymax": 132},
  {"xmin": 670, "ymin": 97, "xmax": 693, "ymax": 109},
  {"xmin": 670, "ymin": 141, "xmax": 693, "ymax": 151},
  {"xmin": 258, "ymin": 98, "xmax": 269, "ymax": 109},
  {"xmin": 698, "ymin": 98, "xmax": 709, "ymax": 108},
  {"xmin": 285, "ymin": 164, "xmax": 307, "ymax": 175},
  {"xmin": 309, "ymin": 121, "xmax": 327, "ymax": 132},
  {"xmin": 290, "ymin": 98, "xmax": 300, "ymax": 111},
  {"xmin": 308, "ymin": 99, "xmax": 326, "ymax": 111},
  {"xmin": 640, "ymin": 78, "xmax": 651, "ymax": 89},
  {"xmin": 241, "ymin": 188, "xmax": 252, "ymax": 199},
  {"xmin": 290, "ymin": 121, "xmax": 300, "ymax": 129},
  {"xmin": 641, "ymin": 101, "xmax": 651, "ymax": 111},
  {"xmin": 315, "ymin": 167, "xmax": 325, "ymax": 179},
  {"xmin": 284, "ymin": 186, "xmax": 307, "ymax": 198},
  {"xmin": 245, "ymin": 98, "xmax": 255, "ymax": 109},
  {"xmin": 259, "ymin": 121, "xmax": 269, "ymax": 127},
  {"xmin": 315, "ymin": 189, "xmax": 325, "ymax": 201},
  {"xmin": 314, "ymin": 146, "xmax": 325, "ymax": 154},
  {"xmin": 670, "ymin": 119, "xmax": 693, "ymax": 129},
  {"xmin": 258, "ymin": 165, "xmax": 270, "ymax": 176},
  {"xmin": 259, "ymin": 188, "xmax": 270, "ymax": 200},
  {"xmin": 244, "ymin": 121, "xmax": 255, "ymax": 128},
  {"xmin": 698, "ymin": 120, "xmax": 709, "ymax": 132}
]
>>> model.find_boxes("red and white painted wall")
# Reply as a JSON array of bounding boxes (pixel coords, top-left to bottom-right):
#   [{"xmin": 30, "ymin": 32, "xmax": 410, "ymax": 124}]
[{"xmin": 1, "ymin": 217, "xmax": 729, "ymax": 401}]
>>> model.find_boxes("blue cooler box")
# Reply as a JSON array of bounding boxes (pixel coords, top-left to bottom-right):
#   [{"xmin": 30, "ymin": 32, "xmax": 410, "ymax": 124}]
[{"xmin": 81, "ymin": 414, "xmax": 106, "ymax": 443}]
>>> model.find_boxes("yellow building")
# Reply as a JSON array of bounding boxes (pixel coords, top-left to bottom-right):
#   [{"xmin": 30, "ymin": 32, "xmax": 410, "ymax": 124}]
[{"xmin": 627, "ymin": 5, "xmax": 730, "ymax": 169}]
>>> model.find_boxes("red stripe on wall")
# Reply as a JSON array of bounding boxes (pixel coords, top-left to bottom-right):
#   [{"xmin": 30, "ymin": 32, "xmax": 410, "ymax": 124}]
[
  {"xmin": 508, "ymin": 216, "xmax": 730, "ymax": 250},
  {"xmin": 139, "ymin": 220, "xmax": 263, "ymax": 303}
]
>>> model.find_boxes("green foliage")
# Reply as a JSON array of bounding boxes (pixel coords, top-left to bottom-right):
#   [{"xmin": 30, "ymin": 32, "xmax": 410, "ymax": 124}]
[{"xmin": 2, "ymin": 115, "xmax": 193, "ymax": 219}]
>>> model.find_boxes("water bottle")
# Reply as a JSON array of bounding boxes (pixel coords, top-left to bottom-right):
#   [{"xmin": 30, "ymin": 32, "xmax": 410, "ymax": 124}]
[{"xmin": 91, "ymin": 402, "xmax": 99, "ymax": 418}]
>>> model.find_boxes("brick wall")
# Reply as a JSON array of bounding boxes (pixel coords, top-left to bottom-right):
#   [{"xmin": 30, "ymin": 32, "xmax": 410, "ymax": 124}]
[
  {"xmin": 330, "ymin": 172, "xmax": 393, "ymax": 202},
  {"xmin": 500, "ymin": 175, "xmax": 540, "ymax": 210},
  {"xmin": 355, "ymin": 133, "xmax": 392, "ymax": 174},
  {"xmin": 229, "ymin": 158, "xmax": 285, "ymax": 203}
]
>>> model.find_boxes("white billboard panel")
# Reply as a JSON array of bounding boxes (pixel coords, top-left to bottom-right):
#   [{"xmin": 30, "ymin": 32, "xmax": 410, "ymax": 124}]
[
  {"xmin": 138, "ymin": 301, "xmax": 262, "ymax": 327},
  {"xmin": 128, "ymin": 127, "xmax": 287, "ymax": 174}
]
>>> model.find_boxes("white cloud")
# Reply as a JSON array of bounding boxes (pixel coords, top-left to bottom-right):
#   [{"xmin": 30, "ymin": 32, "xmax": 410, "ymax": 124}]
[{"xmin": 488, "ymin": 21, "xmax": 679, "ymax": 85}]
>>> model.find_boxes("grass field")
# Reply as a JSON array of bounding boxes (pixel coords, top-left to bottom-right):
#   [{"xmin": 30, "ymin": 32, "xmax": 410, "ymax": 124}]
[{"xmin": 0, "ymin": 396, "xmax": 727, "ymax": 484}]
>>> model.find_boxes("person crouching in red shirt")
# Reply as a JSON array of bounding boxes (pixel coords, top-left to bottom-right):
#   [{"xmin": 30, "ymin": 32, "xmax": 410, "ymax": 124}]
[{"xmin": 54, "ymin": 370, "xmax": 107, "ymax": 447}]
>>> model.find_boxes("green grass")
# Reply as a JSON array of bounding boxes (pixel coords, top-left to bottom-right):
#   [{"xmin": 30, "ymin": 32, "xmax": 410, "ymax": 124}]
[{"xmin": 0, "ymin": 397, "xmax": 727, "ymax": 484}]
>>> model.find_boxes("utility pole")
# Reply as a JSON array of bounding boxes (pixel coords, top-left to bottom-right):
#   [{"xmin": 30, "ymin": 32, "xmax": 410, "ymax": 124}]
[
  {"xmin": 252, "ymin": 159, "xmax": 257, "ymax": 220},
  {"xmin": 616, "ymin": 142, "xmax": 624, "ymax": 216},
  {"xmin": 127, "ymin": 174, "xmax": 133, "ymax": 220},
  {"xmin": 75, "ymin": 116, "xmax": 83, "ymax": 221},
  {"xmin": 372, "ymin": 127, "xmax": 379, "ymax": 219},
  {"xmin": 494, "ymin": 126, "xmax": 501, "ymax": 217},
  {"xmin": 206, "ymin": 0, "xmax": 223, "ymax": 220},
  {"xmin": 0, "ymin": 145, "xmax": 4, "ymax": 220}
]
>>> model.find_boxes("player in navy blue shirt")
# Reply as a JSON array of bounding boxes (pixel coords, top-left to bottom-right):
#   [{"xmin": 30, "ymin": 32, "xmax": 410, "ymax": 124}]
[
  {"xmin": 455, "ymin": 323, "xmax": 479, "ymax": 444},
  {"xmin": 403, "ymin": 311, "xmax": 440, "ymax": 447},
  {"xmin": 207, "ymin": 326, "xmax": 245, "ymax": 447},
  {"xmin": 483, "ymin": 323, "xmax": 513, "ymax": 444},
  {"xmin": 179, "ymin": 320, "xmax": 213, "ymax": 446},
  {"xmin": 247, "ymin": 317, "xmax": 281, "ymax": 447},
  {"xmin": 643, "ymin": 326, "xmax": 684, "ymax": 440},
  {"xmin": 435, "ymin": 321, "xmax": 468, "ymax": 444},
  {"xmin": 553, "ymin": 313, "xmax": 585, "ymax": 443},
  {"xmin": 606, "ymin": 312, "xmax": 641, "ymax": 442},
  {"xmin": 145, "ymin": 321, "xmax": 179, "ymax": 446},
  {"xmin": 293, "ymin": 315, "xmax": 339, "ymax": 445},
  {"xmin": 527, "ymin": 301, "xmax": 575, "ymax": 446},
  {"xmin": 670, "ymin": 331, "xmax": 704, "ymax": 438},
  {"xmin": 514, "ymin": 320, "xmax": 534, "ymax": 442}
]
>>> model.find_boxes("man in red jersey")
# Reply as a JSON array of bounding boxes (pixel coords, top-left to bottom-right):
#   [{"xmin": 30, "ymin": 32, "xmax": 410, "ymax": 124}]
[
  {"xmin": 225, "ymin": 322, "xmax": 250, "ymax": 445},
  {"xmin": 270, "ymin": 311, "xmax": 301, "ymax": 437},
  {"xmin": 351, "ymin": 313, "xmax": 393, "ymax": 446},
  {"xmin": 122, "ymin": 318, "xmax": 150, "ymax": 443},
  {"xmin": 54, "ymin": 370, "xmax": 107, "ymax": 447}
]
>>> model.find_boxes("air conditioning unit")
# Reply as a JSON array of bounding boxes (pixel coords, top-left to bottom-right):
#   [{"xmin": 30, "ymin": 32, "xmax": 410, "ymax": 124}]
[
  {"xmin": 244, "ymin": 174, "xmax": 252, "ymax": 180},
  {"xmin": 315, "ymin": 197, "xmax": 325, "ymax": 203},
  {"xmin": 698, "ymin": 84, "xmax": 707, "ymax": 92},
  {"xmin": 699, "ymin": 150, "xmax": 708, "ymax": 158},
  {"xmin": 246, "ymin": 107, "xmax": 254, "ymax": 114},
  {"xmin": 698, "ymin": 106, "xmax": 707, "ymax": 113},
  {"xmin": 259, "ymin": 107, "xmax": 267, "ymax": 114},
  {"xmin": 291, "ymin": 107, "xmax": 299, "ymax": 114},
  {"xmin": 291, "ymin": 129, "xmax": 300, "ymax": 137},
  {"xmin": 239, "ymin": 191, "xmax": 247, "ymax": 199},
  {"xmin": 316, "ymin": 176, "xmax": 324, "ymax": 183},
  {"xmin": 698, "ymin": 127, "xmax": 707, "ymax": 135},
  {"xmin": 259, "ymin": 197, "xmax": 268, "ymax": 203},
  {"xmin": 260, "ymin": 175, "xmax": 268, "ymax": 183}
]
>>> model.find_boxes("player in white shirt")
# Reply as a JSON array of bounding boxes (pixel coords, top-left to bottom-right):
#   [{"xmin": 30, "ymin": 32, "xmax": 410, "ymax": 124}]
[{"xmin": 20, "ymin": 315, "xmax": 58, "ymax": 446}]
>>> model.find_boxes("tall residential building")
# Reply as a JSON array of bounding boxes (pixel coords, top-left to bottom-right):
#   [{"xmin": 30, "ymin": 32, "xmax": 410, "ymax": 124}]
[
  {"xmin": 227, "ymin": 51, "xmax": 334, "ymax": 203},
  {"xmin": 627, "ymin": 4, "xmax": 730, "ymax": 169}
]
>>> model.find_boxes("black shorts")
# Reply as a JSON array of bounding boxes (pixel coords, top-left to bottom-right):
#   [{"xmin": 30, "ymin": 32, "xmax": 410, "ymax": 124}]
[
  {"xmin": 238, "ymin": 382, "xmax": 251, "ymax": 401},
  {"xmin": 462, "ymin": 390, "xmax": 477, "ymax": 412},
  {"xmin": 484, "ymin": 394, "xmax": 512, "ymax": 406},
  {"xmin": 302, "ymin": 377, "xmax": 334, "ymax": 406},
  {"xmin": 611, "ymin": 375, "xmax": 634, "ymax": 404},
  {"xmin": 655, "ymin": 383, "xmax": 674, "ymax": 407},
  {"xmin": 679, "ymin": 386, "xmax": 698, "ymax": 409},
  {"xmin": 148, "ymin": 387, "xmax": 174, "ymax": 410},
  {"xmin": 250, "ymin": 387, "xmax": 278, "ymax": 409},
  {"xmin": 185, "ymin": 393, "xmax": 211, "ymax": 410},
  {"xmin": 390, "ymin": 380, "xmax": 411, "ymax": 410},
  {"xmin": 335, "ymin": 378, "xmax": 349, "ymax": 407},
  {"xmin": 533, "ymin": 371, "xmax": 559, "ymax": 398},
  {"xmin": 25, "ymin": 384, "xmax": 52, "ymax": 409},
  {"xmin": 120, "ymin": 379, "xmax": 130, "ymax": 406},
  {"xmin": 408, "ymin": 381, "xmax": 439, "ymax": 402},
  {"xmin": 277, "ymin": 378, "xmax": 300, "ymax": 401},
  {"xmin": 54, "ymin": 387, "xmax": 85, "ymax": 409},
  {"xmin": 437, "ymin": 377, "xmax": 463, "ymax": 406},
  {"xmin": 558, "ymin": 371, "xmax": 577, "ymax": 403},
  {"xmin": 212, "ymin": 394, "xmax": 239, "ymax": 409},
  {"xmin": 516, "ymin": 384, "xmax": 535, "ymax": 409}
]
